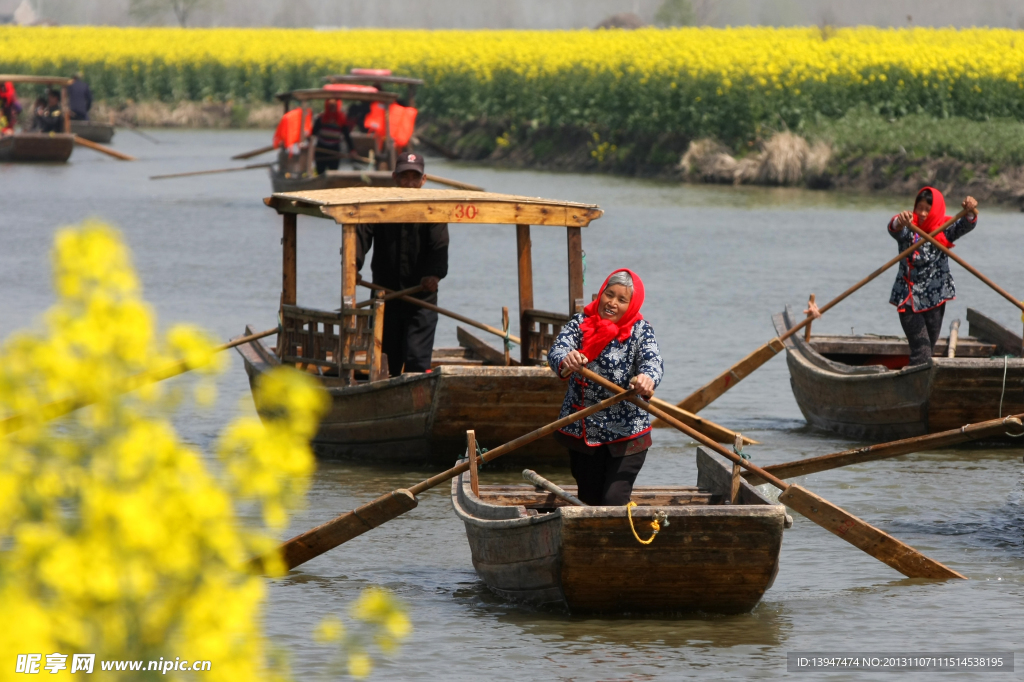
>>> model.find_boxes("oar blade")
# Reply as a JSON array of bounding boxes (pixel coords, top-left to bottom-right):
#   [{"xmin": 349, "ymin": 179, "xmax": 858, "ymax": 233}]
[
  {"xmin": 778, "ymin": 484, "xmax": 966, "ymax": 581},
  {"xmin": 275, "ymin": 489, "xmax": 417, "ymax": 572}
]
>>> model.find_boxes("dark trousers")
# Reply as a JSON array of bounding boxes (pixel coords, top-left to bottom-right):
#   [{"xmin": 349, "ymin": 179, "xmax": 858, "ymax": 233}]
[
  {"xmin": 899, "ymin": 303, "xmax": 945, "ymax": 366},
  {"xmin": 382, "ymin": 298, "xmax": 438, "ymax": 376},
  {"xmin": 569, "ymin": 447, "xmax": 647, "ymax": 506},
  {"xmin": 315, "ymin": 156, "xmax": 340, "ymax": 175}
]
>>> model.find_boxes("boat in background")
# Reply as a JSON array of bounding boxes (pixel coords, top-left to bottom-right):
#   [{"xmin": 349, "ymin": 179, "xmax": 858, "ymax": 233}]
[
  {"xmin": 70, "ymin": 119, "xmax": 114, "ymax": 144},
  {"xmin": 451, "ymin": 446, "xmax": 787, "ymax": 614},
  {"xmin": 0, "ymin": 74, "xmax": 74, "ymax": 163},
  {"xmin": 773, "ymin": 306, "xmax": 1024, "ymax": 441}
]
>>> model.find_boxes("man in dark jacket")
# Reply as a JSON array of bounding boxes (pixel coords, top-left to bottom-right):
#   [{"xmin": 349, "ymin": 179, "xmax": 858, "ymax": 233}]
[
  {"xmin": 356, "ymin": 152, "xmax": 449, "ymax": 375},
  {"xmin": 67, "ymin": 73, "xmax": 92, "ymax": 120}
]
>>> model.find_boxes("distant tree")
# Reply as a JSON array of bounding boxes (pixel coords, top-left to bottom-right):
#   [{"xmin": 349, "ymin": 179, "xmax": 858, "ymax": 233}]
[
  {"xmin": 655, "ymin": 0, "xmax": 695, "ymax": 27},
  {"xmin": 129, "ymin": 0, "xmax": 218, "ymax": 27}
]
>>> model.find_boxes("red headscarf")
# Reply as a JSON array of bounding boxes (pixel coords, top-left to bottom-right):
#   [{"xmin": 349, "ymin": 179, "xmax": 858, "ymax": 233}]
[
  {"xmin": 578, "ymin": 269, "xmax": 645, "ymax": 362},
  {"xmin": 320, "ymin": 99, "xmax": 348, "ymax": 127},
  {"xmin": 912, "ymin": 186, "xmax": 954, "ymax": 248}
]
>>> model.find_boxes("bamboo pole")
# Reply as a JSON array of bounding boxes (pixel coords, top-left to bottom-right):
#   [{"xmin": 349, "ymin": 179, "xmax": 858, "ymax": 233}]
[
  {"xmin": 258, "ymin": 389, "xmax": 637, "ymax": 572},
  {"xmin": 232, "ymin": 144, "xmax": 276, "ymax": 160},
  {"xmin": 73, "ymin": 135, "xmax": 136, "ymax": 161},
  {"xmin": 743, "ymin": 415, "xmax": 1024, "ymax": 485},
  {"xmin": 1, "ymin": 327, "xmax": 279, "ymax": 437},
  {"xmin": 150, "ymin": 163, "xmax": 272, "ymax": 180},
  {"xmin": 669, "ymin": 211, "xmax": 970, "ymax": 416},
  {"xmin": 522, "ymin": 469, "xmax": 586, "ymax": 506},
  {"xmin": 572, "ymin": 365, "xmax": 966, "ymax": 581},
  {"xmin": 354, "ymin": 284, "xmax": 424, "ymax": 309}
]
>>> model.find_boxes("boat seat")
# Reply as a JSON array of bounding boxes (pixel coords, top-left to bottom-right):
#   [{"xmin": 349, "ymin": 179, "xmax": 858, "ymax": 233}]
[
  {"xmin": 521, "ymin": 309, "xmax": 570, "ymax": 365},
  {"xmin": 279, "ymin": 303, "xmax": 385, "ymax": 383}
]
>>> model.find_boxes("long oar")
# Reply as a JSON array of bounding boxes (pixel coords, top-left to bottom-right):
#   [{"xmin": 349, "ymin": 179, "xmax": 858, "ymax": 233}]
[
  {"xmin": 353, "ymin": 284, "xmax": 424, "ymax": 309},
  {"xmin": 424, "ymin": 174, "xmax": 485, "ymax": 192},
  {"xmin": 259, "ymin": 388, "xmax": 638, "ymax": 572},
  {"xmin": 1, "ymin": 327, "xmax": 279, "ymax": 436},
  {"xmin": 522, "ymin": 469, "xmax": 586, "ymax": 506},
  {"xmin": 150, "ymin": 163, "xmax": 273, "ymax": 180},
  {"xmin": 357, "ymin": 279, "xmax": 521, "ymax": 345},
  {"xmin": 667, "ymin": 210, "xmax": 970, "ymax": 417},
  {"xmin": 232, "ymin": 143, "xmax": 276, "ymax": 160},
  {"xmin": 571, "ymin": 365, "xmax": 966, "ymax": 580},
  {"xmin": 73, "ymin": 135, "xmax": 136, "ymax": 161},
  {"xmin": 905, "ymin": 223, "xmax": 1024, "ymax": 315},
  {"xmin": 743, "ymin": 415, "xmax": 1024, "ymax": 486}
]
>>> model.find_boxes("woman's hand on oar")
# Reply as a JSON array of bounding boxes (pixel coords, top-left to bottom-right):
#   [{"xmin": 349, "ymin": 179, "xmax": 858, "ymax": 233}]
[
  {"xmin": 254, "ymin": 388, "xmax": 637, "ymax": 573},
  {"xmin": 571, "ymin": 365, "xmax": 965, "ymax": 581},
  {"xmin": 666, "ymin": 209, "xmax": 971, "ymax": 417}
]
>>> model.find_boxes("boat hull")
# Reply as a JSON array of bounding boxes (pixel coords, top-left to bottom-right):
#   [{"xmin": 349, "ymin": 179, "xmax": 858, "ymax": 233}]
[
  {"xmin": 452, "ymin": 447, "xmax": 786, "ymax": 615},
  {"xmin": 270, "ymin": 169, "xmax": 396, "ymax": 193},
  {"xmin": 70, "ymin": 120, "xmax": 115, "ymax": 144},
  {"xmin": 774, "ymin": 307, "xmax": 1024, "ymax": 441},
  {"xmin": 0, "ymin": 133, "xmax": 73, "ymax": 162},
  {"xmin": 236, "ymin": 329, "xmax": 568, "ymax": 465}
]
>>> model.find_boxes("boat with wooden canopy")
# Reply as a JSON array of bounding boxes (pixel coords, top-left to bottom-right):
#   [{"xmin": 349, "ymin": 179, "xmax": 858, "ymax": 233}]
[
  {"xmin": 774, "ymin": 305, "xmax": 1024, "ymax": 441},
  {"xmin": 451, "ymin": 446, "xmax": 787, "ymax": 614},
  {"xmin": 0, "ymin": 75, "xmax": 74, "ymax": 163},
  {"xmin": 270, "ymin": 87, "xmax": 402, "ymax": 193},
  {"xmin": 235, "ymin": 186, "xmax": 606, "ymax": 464}
]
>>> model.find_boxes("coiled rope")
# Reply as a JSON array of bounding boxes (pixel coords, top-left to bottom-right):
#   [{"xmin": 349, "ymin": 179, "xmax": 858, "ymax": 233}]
[{"xmin": 626, "ymin": 502, "xmax": 669, "ymax": 545}]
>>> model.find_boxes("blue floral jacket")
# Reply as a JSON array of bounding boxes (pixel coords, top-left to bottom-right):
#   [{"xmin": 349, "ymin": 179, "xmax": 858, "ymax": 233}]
[
  {"xmin": 547, "ymin": 314, "xmax": 664, "ymax": 445},
  {"xmin": 888, "ymin": 214, "xmax": 977, "ymax": 312}
]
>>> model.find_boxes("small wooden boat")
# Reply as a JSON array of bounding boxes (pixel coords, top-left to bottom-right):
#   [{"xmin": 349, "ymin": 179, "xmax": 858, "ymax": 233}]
[
  {"xmin": 774, "ymin": 306, "xmax": 1024, "ymax": 441},
  {"xmin": 0, "ymin": 74, "xmax": 74, "ymax": 163},
  {"xmin": 451, "ymin": 446, "xmax": 787, "ymax": 614},
  {"xmin": 236, "ymin": 186, "xmax": 601, "ymax": 464},
  {"xmin": 0, "ymin": 132, "xmax": 73, "ymax": 162},
  {"xmin": 70, "ymin": 120, "xmax": 114, "ymax": 144}
]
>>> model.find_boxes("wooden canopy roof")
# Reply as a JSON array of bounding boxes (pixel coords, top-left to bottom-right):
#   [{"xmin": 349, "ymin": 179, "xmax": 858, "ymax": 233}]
[
  {"xmin": 275, "ymin": 88, "xmax": 398, "ymax": 104},
  {"xmin": 324, "ymin": 74, "xmax": 424, "ymax": 86},
  {"xmin": 0, "ymin": 74, "xmax": 72, "ymax": 86},
  {"xmin": 266, "ymin": 187, "xmax": 603, "ymax": 227}
]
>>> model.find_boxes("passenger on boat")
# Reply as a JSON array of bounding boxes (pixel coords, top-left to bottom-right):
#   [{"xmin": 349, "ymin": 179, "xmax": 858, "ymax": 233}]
[
  {"xmin": 355, "ymin": 151, "xmax": 449, "ymax": 376},
  {"xmin": 888, "ymin": 187, "xmax": 978, "ymax": 365},
  {"xmin": 68, "ymin": 73, "xmax": 92, "ymax": 121},
  {"xmin": 312, "ymin": 99, "xmax": 354, "ymax": 175},
  {"xmin": 0, "ymin": 81, "xmax": 20, "ymax": 134},
  {"xmin": 547, "ymin": 269, "xmax": 664, "ymax": 506},
  {"xmin": 36, "ymin": 90, "xmax": 64, "ymax": 134}
]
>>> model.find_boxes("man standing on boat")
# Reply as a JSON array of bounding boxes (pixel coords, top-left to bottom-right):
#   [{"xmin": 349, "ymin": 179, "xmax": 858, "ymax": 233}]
[
  {"xmin": 355, "ymin": 152, "xmax": 449, "ymax": 376},
  {"xmin": 67, "ymin": 72, "xmax": 92, "ymax": 121}
]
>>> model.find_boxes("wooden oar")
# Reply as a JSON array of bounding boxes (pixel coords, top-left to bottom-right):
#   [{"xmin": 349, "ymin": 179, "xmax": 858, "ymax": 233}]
[
  {"xmin": 424, "ymin": 174, "xmax": 485, "ymax": 192},
  {"xmin": 232, "ymin": 143, "xmax": 276, "ymax": 160},
  {"xmin": 522, "ymin": 469, "xmax": 586, "ymax": 506},
  {"xmin": 357, "ymin": 279, "xmax": 521, "ymax": 345},
  {"xmin": 743, "ymin": 415, "xmax": 1024, "ymax": 486},
  {"xmin": 150, "ymin": 163, "xmax": 273, "ymax": 180},
  {"xmin": 258, "ymin": 389, "xmax": 638, "ymax": 572},
  {"xmin": 354, "ymin": 284, "xmax": 424, "ymax": 309},
  {"xmin": 666, "ymin": 210, "xmax": 971, "ymax": 417},
  {"xmin": 73, "ymin": 135, "xmax": 136, "ymax": 161},
  {"xmin": 905, "ymin": 223, "xmax": 1024, "ymax": 315},
  {"xmin": 571, "ymin": 365, "xmax": 966, "ymax": 580},
  {"xmin": 1, "ymin": 327, "xmax": 279, "ymax": 436}
]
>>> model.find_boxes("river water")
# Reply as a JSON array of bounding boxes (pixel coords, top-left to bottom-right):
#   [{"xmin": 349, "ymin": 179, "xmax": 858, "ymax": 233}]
[{"xmin": 2, "ymin": 130, "xmax": 1021, "ymax": 680}]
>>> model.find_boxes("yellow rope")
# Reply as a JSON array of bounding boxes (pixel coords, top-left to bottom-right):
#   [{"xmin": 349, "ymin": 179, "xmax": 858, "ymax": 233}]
[{"xmin": 626, "ymin": 501, "xmax": 661, "ymax": 545}]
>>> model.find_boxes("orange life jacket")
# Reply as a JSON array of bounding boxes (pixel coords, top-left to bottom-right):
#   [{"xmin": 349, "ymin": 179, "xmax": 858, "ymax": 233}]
[
  {"xmin": 272, "ymin": 108, "xmax": 313, "ymax": 153},
  {"xmin": 363, "ymin": 102, "xmax": 418, "ymax": 150}
]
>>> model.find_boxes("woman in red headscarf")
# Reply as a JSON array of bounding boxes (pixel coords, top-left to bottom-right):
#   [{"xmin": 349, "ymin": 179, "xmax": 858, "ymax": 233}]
[
  {"xmin": 547, "ymin": 269, "xmax": 663, "ymax": 506},
  {"xmin": 887, "ymin": 187, "xmax": 979, "ymax": 365}
]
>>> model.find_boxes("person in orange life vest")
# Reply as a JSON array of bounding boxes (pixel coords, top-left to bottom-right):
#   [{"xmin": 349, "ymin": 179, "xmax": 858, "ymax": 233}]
[
  {"xmin": 0, "ymin": 81, "xmax": 21, "ymax": 135},
  {"xmin": 355, "ymin": 152, "xmax": 449, "ymax": 376},
  {"xmin": 806, "ymin": 187, "xmax": 980, "ymax": 366},
  {"xmin": 547, "ymin": 269, "xmax": 663, "ymax": 506},
  {"xmin": 312, "ymin": 99, "xmax": 355, "ymax": 175}
]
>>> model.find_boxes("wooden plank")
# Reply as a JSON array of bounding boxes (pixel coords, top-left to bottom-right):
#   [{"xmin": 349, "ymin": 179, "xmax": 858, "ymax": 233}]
[
  {"xmin": 457, "ymin": 326, "xmax": 521, "ymax": 366},
  {"xmin": 467, "ymin": 430, "xmax": 479, "ymax": 497},
  {"xmin": 671, "ymin": 338, "xmax": 786, "ymax": 415},
  {"xmin": 947, "ymin": 319, "xmax": 960, "ymax": 358},
  {"xmin": 341, "ymin": 223, "xmax": 358, "ymax": 384},
  {"xmin": 324, "ymin": 201, "xmax": 599, "ymax": 227},
  {"xmin": 778, "ymin": 485, "xmax": 965, "ymax": 580},
  {"xmin": 282, "ymin": 213, "xmax": 297, "ymax": 306},
  {"xmin": 566, "ymin": 226, "xmax": 584, "ymax": 315},
  {"xmin": 967, "ymin": 308, "xmax": 1022, "ymax": 356},
  {"xmin": 516, "ymin": 224, "xmax": 535, "ymax": 365}
]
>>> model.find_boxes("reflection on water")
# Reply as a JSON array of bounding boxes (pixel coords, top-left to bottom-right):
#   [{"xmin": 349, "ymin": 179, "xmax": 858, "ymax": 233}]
[{"xmin": 2, "ymin": 130, "xmax": 1022, "ymax": 680}]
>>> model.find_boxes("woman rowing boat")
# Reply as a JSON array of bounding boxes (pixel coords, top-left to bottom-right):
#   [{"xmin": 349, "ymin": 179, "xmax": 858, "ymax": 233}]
[{"xmin": 547, "ymin": 269, "xmax": 663, "ymax": 506}]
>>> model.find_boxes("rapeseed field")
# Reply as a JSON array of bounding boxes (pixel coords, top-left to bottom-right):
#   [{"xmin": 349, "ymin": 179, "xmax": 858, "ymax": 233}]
[{"xmin": 2, "ymin": 26, "xmax": 1023, "ymax": 141}]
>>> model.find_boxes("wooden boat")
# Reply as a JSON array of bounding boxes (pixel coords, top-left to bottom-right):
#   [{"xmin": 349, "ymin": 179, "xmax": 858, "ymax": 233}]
[
  {"xmin": 323, "ymin": 68, "xmax": 424, "ymax": 158},
  {"xmin": 451, "ymin": 446, "xmax": 787, "ymax": 614},
  {"xmin": 774, "ymin": 306, "xmax": 1024, "ymax": 441},
  {"xmin": 70, "ymin": 120, "xmax": 114, "ymax": 144},
  {"xmin": 269, "ymin": 87, "xmax": 401, "ymax": 193},
  {"xmin": 235, "ymin": 186, "xmax": 602, "ymax": 465},
  {"xmin": 0, "ymin": 74, "xmax": 74, "ymax": 163}
]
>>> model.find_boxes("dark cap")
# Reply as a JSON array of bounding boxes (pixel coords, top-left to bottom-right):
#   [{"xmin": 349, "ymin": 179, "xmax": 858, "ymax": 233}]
[{"xmin": 394, "ymin": 151, "xmax": 425, "ymax": 175}]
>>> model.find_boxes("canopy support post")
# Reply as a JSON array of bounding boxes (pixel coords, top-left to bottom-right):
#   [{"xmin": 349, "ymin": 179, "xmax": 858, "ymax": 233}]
[
  {"xmin": 282, "ymin": 213, "xmax": 297, "ymax": 306},
  {"xmin": 516, "ymin": 224, "xmax": 534, "ymax": 365},
  {"xmin": 340, "ymin": 223, "xmax": 358, "ymax": 384},
  {"xmin": 60, "ymin": 85, "xmax": 70, "ymax": 134},
  {"xmin": 567, "ymin": 226, "xmax": 584, "ymax": 315}
]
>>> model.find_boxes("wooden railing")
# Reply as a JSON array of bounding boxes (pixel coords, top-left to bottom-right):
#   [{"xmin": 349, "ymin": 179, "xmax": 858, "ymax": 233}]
[
  {"xmin": 521, "ymin": 308, "xmax": 570, "ymax": 365},
  {"xmin": 278, "ymin": 298, "xmax": 386, "ymax": 383}
]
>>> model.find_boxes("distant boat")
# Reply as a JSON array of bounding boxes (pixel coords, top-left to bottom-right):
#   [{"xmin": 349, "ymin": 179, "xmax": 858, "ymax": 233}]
[
  {"xmin": 773, "ymin": 305, "xmax": 1024, "ymax": 442},
  {"xmin": 0, "ymin": 74, "xmax": 74, "ymax": 163},
  {"xmin": 70, "ymin": 120, "xmax": 114, "ymax": 144},
  {"xmin": 451, "ymin": 446, "xmax": 787, "ymax": 614}
]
